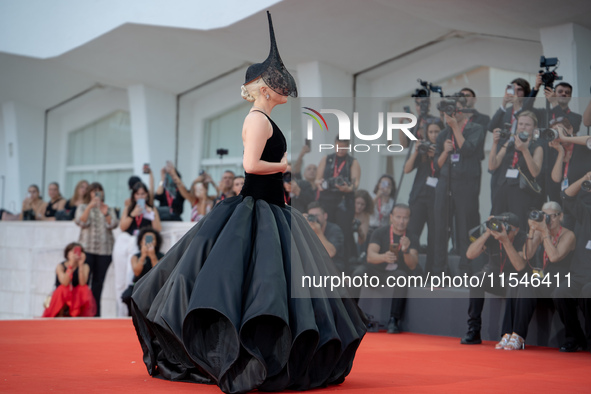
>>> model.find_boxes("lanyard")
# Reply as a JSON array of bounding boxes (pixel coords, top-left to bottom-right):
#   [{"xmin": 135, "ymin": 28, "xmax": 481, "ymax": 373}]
[
  {"xmin": 450, "ymin": 119, "xmax": 468, "ymax": 151},
  {"xmin": 543, "ymin": 226, "xmax": 562, "ymax": 270},
  {"xmin": 333, "ymin": 158, "xmax": 346, "ymax": 178},
  {"xmin": 164, "ymin": 190, "xmax": 174, "ymax": 214},
  {"xmin": 430, "ymin": 160, "xmax": 435, "ymax": 177},
  {"xmin": 378, "ymin": 198, "xmax": 383, "ymax": 223},
  {"xmin": 389, "ymin": 225, "xmax": 405, "ymax": 252},
  {"xmin": 511, "ymin": 151, "xmax": 519, "ymax": 169},
  {"xmin": 134, "ymin": 214, "xmax": 143, "ymax": 229}
]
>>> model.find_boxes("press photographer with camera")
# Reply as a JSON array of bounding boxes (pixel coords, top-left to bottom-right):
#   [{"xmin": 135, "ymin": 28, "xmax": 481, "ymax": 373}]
[
  {"xmin": 353, "ymin": 204, "xmax": 420, "ymax": 334},
  {"xmin": 304, "ymin": 202, "xmax": 345, "ymax": 273},
  {"xmin": 403, "ymin": 119, "xmax": 442, "ymax": 273},
  {"xmin": 488, "ymin": 111, "xmax": 544, "ymax": 231},
  {"xmin": 488, "ymin": 78, "xmax": 531, "ymax": 134},
  {"xmin": 461, "ymin": 213, "xmax": 527, "ymax": 347},
  {"xmin": 460, "ymin": 88, "xmax": 490, "ymax": 131},
  {"xmin": 553, "ymin": 171, "xmax": 591, "ymax": 352},
  {"xmin": 155, "ymin": 162, "xmax": 186, "ymax": 221},
  {"xmin": 286, "ymin": 169, "xmax": 315, "ymax": 213},
  {"xmin": 399, "ymin": 97, "xmax": 440, "ymax": 149},
  {"xmin": 75, "ymin": 182, "xmax": 119, "ymax": 316},
  {"xmin": 316, "ymin": 137, "xmax": 361, "ymax": 261},
  {"xmin": 432, "ymin": 94, "xmax": 485, "ymax": 275},
  {"xmin": 369, "ymin": 175, "xmax": 396, "ymax": 230},
  {"xmin": 505, "ymin": 202, "xmax": 576, "ymax": 350}
]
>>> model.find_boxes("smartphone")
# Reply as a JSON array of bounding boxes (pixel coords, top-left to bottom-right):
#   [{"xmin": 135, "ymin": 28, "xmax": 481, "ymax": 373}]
[
  {"xmin": 143, "ymin": 163, "xmax": 150, "ymax": 174},
  {"xmin": 305, "ymin": 139, "xmax": 311, "ymax": 147},
  {"xmin": 389, "ymin": 243, "xmax": 399, "ymax": 253},
  {"xmin": 145, "ymin": 234, "xmax": 154, "ymax": 244},
  {"xmin": 166, "ymin": 160, "xmax": 174, "ymax": 172},
  {"xmin": 95, "ymin": 191, "xmax": 103, "ymax": 201},
  {"xmin": 137, "ymin": 198, "xmax": 146, "ymax": 212},
  {"xmin": 199, "ymin": 169, "xmax": 205, "ymax": 176},
  {"xmin": 73, "ymin": 246, "xmax": 81, "ymax": 257},
  {"xmin": 381, "ymin": 180, "xmax": 389, "ymax": 188},
  {"xmin": 506, "ymin": 84, "xmax": 515, "ymax": 95}
]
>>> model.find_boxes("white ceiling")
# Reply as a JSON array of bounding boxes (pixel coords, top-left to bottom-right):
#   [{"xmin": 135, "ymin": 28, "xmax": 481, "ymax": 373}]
[{"xmin": 1, "ymin": 0, "xmax": 590, "ymax": 109}]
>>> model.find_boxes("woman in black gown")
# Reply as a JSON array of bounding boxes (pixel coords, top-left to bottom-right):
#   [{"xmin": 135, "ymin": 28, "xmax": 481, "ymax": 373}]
[{"xmin": 130, "ymin": 12, "xmax": 366, "ymax": 394}]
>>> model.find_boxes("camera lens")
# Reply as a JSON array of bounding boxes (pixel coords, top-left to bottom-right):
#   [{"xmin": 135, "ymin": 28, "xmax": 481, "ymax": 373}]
[
  {"xmin": 582, "ymin": 180, "xmax": 591, "ymax": 192},
  {"xmin": 518, "ymin": 132, "xmax": 529, "ymax": 142}
]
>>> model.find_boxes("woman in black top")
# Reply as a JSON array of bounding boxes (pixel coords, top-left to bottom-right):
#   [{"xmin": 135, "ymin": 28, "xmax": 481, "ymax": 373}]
[
  {"xmin": 489, "ymin": 111, "xmax": 544, "ymax": 231},
  {"xmin": 404, "ymin": 120, "xmax": 442, "ymax": 274},
  {"xmin": 63, "ymin": 180, "xmax": 89, "ymax": 220},
  {"xmin": 42, "ymin": 182, "xmax": 66, "ymax": 220},
  {"xmin": 120, "ymin": 182, "xmax": 162, "ymax": 235},
  {"xmin": 42, "ymin": 242, "xmax": 96, "ymax": 317},
  {"xmin": 130, "ymin": 12, "xmax": 366, "ymax": 393}
]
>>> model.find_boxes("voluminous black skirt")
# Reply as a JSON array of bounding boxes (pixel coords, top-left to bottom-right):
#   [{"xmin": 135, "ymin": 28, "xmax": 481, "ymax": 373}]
[{"xmin": 130, "ymin": 196, "xmax": 367, "ymax": 394}]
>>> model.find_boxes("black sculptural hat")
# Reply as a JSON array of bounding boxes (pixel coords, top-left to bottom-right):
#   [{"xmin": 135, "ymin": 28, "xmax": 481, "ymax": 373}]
[{"xmin": 244, "ymin": 11, "xmax": 298, "ymax": 98}]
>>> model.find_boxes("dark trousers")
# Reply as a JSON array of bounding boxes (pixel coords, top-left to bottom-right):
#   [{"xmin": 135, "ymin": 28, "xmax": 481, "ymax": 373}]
[
  {"xmin": 86, "ymin": 252, "xmax": 112, "ymax": 317},
  {"xmin": 490, "ymin": 183, "xmax": 538, "ymax": 233},
  {"xmin": 467, "ymin": 271, "xmax": 516, "ymax": 335},
  {"xmin": 352, "ymin": 264, "xmax": 409, "ymax": 320},
  {"xmin": 553, "ymin": 277, "xmax": 591, "ymax": 346},
  {"xmin": 513, "ymin": 277, "xmax": 560, "ymax": 339},
  {"xmin": 408, "ymin": 195, "xmax": 435, "ymax": 273},
  {"xmin": 432, "ymin": 177, "xmax": 480, "ymax": 275}
]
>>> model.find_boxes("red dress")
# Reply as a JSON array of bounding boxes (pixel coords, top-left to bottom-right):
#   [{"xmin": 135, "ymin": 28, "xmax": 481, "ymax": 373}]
[{"xmin": 42, "ymin": 262, "xmax": 96, "ymax": 317}]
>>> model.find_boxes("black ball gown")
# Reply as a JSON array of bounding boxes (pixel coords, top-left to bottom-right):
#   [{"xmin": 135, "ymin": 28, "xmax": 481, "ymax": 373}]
[{"xmin": 130, "ymin": 111, "xmax": 367, "ymax": 394}]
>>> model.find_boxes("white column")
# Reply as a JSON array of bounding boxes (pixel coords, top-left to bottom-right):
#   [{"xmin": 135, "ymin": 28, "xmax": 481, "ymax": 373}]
[
  {"xmin": 1, "ymin": 102, "xmax": 44, "ymax": 212},
  {"xmin": 127, "ymin": 85, "xmax": 176, "ymax": 184},
  {"xmin": 540, "ymin": 23, "xmax": 591, "ymax": 109}
]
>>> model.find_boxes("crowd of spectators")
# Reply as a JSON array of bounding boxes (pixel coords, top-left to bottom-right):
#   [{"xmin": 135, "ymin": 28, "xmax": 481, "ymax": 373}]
[{"xmin": 2, "ymin": 74, "xmax": 591, "ymax": 353}]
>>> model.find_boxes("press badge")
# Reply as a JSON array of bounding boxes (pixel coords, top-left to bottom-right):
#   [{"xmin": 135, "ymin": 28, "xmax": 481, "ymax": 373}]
[
  {"xmin": 506, "ymin": 169, "xmax": 519, "ymax": 179},
  {"xmin": 586, "ymin": 240, "xmax": 591, "ymax": 250},
  {"xmin": 385, "ymin": 263, "xmax": 399, "ymax": 271},
  {"xmin": 561, "ymin": 179, "xmax": 569, "ymax": 191},
  {"xmin": 532, "ymin": 268, "xmax": 545, "ymax": 278},
  {"xmin": 451, "ymin": 153, "xmax": 460, "ymax": 163},
  {"xmin": 426, "ymin": 177, "xmax": 438, "ymax": 187}
]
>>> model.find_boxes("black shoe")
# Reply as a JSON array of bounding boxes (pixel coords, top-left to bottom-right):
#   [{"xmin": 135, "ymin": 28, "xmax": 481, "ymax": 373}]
[
  {"xmin": 460, "ymin": 330, "xmax": 481, "ymax": 344},
  {"xmin": 387, "ymin": 317, "xmax": 400, "ymax": 334},
  {"xmin": 560, "ymin": 341, "xmax": 583, "ymax": 352}
]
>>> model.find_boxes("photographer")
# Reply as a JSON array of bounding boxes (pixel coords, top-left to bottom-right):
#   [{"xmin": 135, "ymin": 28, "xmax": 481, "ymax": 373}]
[
  {"xmin": 216, "ymin": 170, "xmax": 236, "ymax": 202},
  {"xmin": 304, "ymin": 202, "xmax": 345, "ymax": 273},
  {"xmin": 399, "ymin": 97, "xmax": 439, "ymax": 149},
  {"xmin": 432, "ymin": 94, "xmax": 485, "ymax": 275},
  {"xmin": 504, "ymin": 202, "xmax": 576, "ymax": 350},
  {"xmin": 548, "ymin": 122, "xmax": 591, "ymax": 193},
  {"xmin": 75, "ymin": 182, "xmax": 119, "ymax": 316},
  {"xmin": 42, "ymin": 243, "xmax": 96, "ymax": 317},
  {"xmin": 489, "ymin": 111, "xmax": 544, "ymax": 231},
  {"xmin": 286, "ymin": 170, "xmax": 315, "ymax": 213},
  {"xmin": 354, "ymin": 204, "xmax": 420, "ymax": 334},
  {"xmin": 353, "ymin": 189, "xmax": 374, "ymax": 257},
  {"xmin": 553, "ymin": 172, "xmax": 591, "ymax": 352},
  {"xmin": 460, "ymin": 88, "xmax": 490, "ymax": 131},
  {"xmin": 404, "ymin": 120, "xmax": 442, "ymax": 273},
  {"xmin": 316, "ymin": 137, "xmax": 361, "ymax": 261},
  {"xmin": 488, "ymin": 79, "xmax": 531, "ymax": 133},
  {"xmin": 461, "ymin": 213, "xmax": 527, "ymax": 347},
  {"xmin": 155, "ymin": 162, "xmax": 186, "ymax": 221},
  {"xmin": 121, "ymin": 227, "xmax": 163, "ymax": 316},
  {"xmin": 369, "ymin": 175, "xmax": 396, "ymax": 230},
  {"xmin": 529, "ymin": 77, "xmax": 582, "ymax": 131}
]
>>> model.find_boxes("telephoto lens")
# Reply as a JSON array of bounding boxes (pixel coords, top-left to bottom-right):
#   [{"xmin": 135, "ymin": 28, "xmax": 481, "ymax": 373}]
[
  {"xmin": 486, "ymin": 218, "xmax": 503, "ymax": 232},
  {"xmin": 541, "ymin": 128, "xmax": 559, "ymax": 141},
  {"xmin": 529, "ymin": 210, "xmax": 545, "ymax": 222}
]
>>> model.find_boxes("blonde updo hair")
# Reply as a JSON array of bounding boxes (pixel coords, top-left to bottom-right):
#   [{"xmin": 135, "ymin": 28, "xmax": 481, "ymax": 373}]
[{"xmin": 241, "ymin": 77, "xmax": 267, "ymax": 102}]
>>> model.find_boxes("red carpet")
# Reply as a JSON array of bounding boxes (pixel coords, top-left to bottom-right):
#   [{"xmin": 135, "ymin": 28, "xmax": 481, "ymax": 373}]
[{"xmin": 1, "ymin": 319, "xmax": 590, "ymax": 393}]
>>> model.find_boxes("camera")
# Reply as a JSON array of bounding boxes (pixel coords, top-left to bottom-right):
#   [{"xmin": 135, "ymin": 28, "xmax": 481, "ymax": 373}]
[
  {"xmin": 282, "ymin": 171, "xmax": 292, "ymax": 183},
  {"xmin": 321, "ymin": 176, "xmax": 348, "ymax": 191},
  {"xmin": 145, "ymin": 234, "xmax": 154, "ymax": 244},
  {"xmin": 436, "ymin": 98, "xmax": 457, "ymax": 117},
  {"xmin": 498, "ymin": 123, "xmax": 512, "ymax": 139},
  {"xmin": 216, "ymin": 148, "xmax": 229, "ymax": 158},
  {"xmin": 581, "ymin": 180, "xmax": 591, "ymax": 192},
  {"xmin": 539, "ymin": 56, "xmax": 562, "ymax": 88},
  {"xmin": 417, "ymin": 141, "xmax": 435, "ymax": 154},
  {"xmin": 95, "ymin": 191, "xmax": 103, "ymax": 201},
  {"xmin": 529, "ymin": 209, "xmax": 551, "ymax": 224},
  {"xmin": 143, "ymin": 163, "xmax": 150, "ymax": 174},
  {"xmin": 517, "ymin": 131, "xmax": 530, "ymax": 143},
  {"xmin": 412, "ymin": 79, "xmax": 443, "ymax": 98},
  {"xmin": 540, "ymin": 128, "xmax": 560, "ymax": 141},
  {"xmin": 486, "ymin": 216, "xmax": 510, "ymax": 232},
  {"xmin": 307, "ymin": 214, "xmax": 317, "ymax": 223}
]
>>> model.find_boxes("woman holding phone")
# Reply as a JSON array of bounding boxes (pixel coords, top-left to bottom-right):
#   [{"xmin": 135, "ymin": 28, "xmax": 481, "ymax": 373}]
[
  {"xmin": 75, "ymin": 182, "xmax": 119, "ymax": 316},
  {"xmin": 42, "ymin": 242, "xmax": 96, "ymax": 317}
]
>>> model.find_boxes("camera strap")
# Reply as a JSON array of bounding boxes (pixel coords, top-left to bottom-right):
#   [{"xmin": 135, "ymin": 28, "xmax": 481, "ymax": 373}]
[
  {"xmin": 498, "ymin": 241, "xmax": 508, "ymax": 273},
  {"xmin": 333, "ymin": 158, "xmax": 346, "ymax": 178}
]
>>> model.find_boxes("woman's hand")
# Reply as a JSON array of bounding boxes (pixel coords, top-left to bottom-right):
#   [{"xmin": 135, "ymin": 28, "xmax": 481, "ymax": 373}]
[
  {"xmin": 548, "ymin": 139, "xmax": 564, "ymax": 153},
  {"xmin": 492, "ymin": 128, "xmax": 501, "ymax": 145},
  {"xmin": 130, "ymin": 204, "xmax": 143, "ymax": 218},
  {"xmin": 99, "ymin": 203, "xmax": 109, "ymax": 216}
]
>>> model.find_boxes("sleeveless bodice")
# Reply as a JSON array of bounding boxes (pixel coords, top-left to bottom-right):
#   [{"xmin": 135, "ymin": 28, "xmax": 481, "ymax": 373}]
[{"xmin": 239, "ymin": 111, "xmax": 287, "ymax": 206}]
